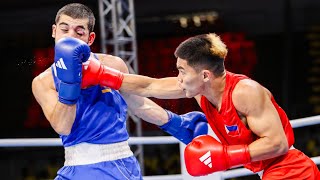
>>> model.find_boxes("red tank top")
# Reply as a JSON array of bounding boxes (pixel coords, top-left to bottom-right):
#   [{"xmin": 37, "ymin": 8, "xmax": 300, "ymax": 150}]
[{"xmin": 200, "ymin": 71, "xmax": 294, "ymax": 172}]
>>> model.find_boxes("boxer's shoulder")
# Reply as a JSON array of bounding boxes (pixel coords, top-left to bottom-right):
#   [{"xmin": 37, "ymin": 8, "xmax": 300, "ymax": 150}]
[
  {"xmin": 34, "ymin": 68, "xmax": 52, "ymax": 81},
  {"xmin": 94, "ymin": 53, "xmax": 128, "ymax": 73},
  {"xmin": 32, "ymin": 68, "xmax": 54, "ymax": 90}
]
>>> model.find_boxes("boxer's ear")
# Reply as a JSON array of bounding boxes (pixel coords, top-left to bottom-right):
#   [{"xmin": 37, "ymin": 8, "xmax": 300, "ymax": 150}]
[
  {"xmin": 52, "ymin": 24, "xmax": 57, "ymax": 38},
  {"xmin": 202, "ymin": 70, "xmax": 212, "ymax": 82},
  {"xmin": 88, "ymin": 32, "xmax": 95, "ymax": 46}
]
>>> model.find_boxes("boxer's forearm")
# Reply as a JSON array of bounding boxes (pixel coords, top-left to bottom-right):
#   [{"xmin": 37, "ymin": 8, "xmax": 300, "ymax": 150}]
[
  {"xmin": 50, "ymin": 102, "xmax": 77, "ymax": 135},
  {"xmin": 247, "ymin": 135, "xmax": 289, "ymax": 162},
  {"xmin": 121, "ymin": 74, "xmax": 185, "ymax": 99},
  {"xmin": 123, "ymin": 92, "xmax": 169, "ymax": 126},
  {"xmin": 32, "ymin": 73, "xmax": 76, "ymax": 135}
]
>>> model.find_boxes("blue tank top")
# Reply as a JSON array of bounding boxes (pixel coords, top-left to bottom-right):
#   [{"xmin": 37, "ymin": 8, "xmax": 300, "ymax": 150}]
[{"xmin": 51, "ymin": 63, "xmax": 129, "ymax": 147}]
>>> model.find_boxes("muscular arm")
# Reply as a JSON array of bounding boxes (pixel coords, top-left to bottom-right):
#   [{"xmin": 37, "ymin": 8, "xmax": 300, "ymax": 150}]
[
  {"xmin": 86, "ymin": 53, "xmax": 186, "ymax": 99},
  {"xmin": 121, "ymin": 74, "xmax": 186, "ymax": 99},
  {"xmin": 32, "ymin": 69, "xmax": 76, "ymax": 135},
  {"xmin": 233, "ymin": 80, "xmax": 289, "ymax": 162}
]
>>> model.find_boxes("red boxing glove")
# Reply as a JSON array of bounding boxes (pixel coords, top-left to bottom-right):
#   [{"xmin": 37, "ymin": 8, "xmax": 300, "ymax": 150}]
[
  {"xmin": 82, "ymin": 58, "xmax": 124, "ymax": 89},
  {"xmin": 184, "ymin": 135, "xmax": 251, "ymax": 176}
]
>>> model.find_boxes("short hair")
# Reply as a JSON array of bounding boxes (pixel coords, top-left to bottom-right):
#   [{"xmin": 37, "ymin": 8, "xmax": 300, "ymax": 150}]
[
  {"xmin": 174, "ymin": 33, "xmax": 228, "ymax": 77},
  {"xmin": 55, "ymin": 3, "xmax": 96, "ymax": 32}
]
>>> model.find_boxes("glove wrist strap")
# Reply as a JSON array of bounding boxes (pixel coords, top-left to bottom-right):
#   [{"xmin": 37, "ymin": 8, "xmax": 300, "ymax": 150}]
[
  {"xmin": 227, "ymin": 144, "xmax": 251, "ymax": 168},
  {"xmin": 58, "ymin": 82, "xmax": 81, "ymax": 105},
  {"xmin": 158, "ymin": 110, "xmax": 179, "ymax": 134},
  {"xmin": 100, "ymin": 66, "xmax": 124, "ymax": 90}
]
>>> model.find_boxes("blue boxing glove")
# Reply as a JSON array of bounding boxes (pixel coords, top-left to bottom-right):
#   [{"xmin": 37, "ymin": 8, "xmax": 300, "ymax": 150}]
[
  {"xmin": 159, "ymin": 110, "xmax": 208, "ymax": 144},
  {"xmin": 53, "ymin": 37, "xmax": 91, "ymax": 104}
]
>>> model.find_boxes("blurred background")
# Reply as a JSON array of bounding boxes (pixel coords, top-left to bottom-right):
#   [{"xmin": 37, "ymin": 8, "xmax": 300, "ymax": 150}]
[{"xmin": 0, "ymin": 0, "xmax": 320, "ymax": 179}]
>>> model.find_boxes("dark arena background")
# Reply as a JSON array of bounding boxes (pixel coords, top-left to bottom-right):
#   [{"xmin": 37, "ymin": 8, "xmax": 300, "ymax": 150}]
[{"xmin": 0, "ymin": 0, "xmax": 320, "ymax": 179}]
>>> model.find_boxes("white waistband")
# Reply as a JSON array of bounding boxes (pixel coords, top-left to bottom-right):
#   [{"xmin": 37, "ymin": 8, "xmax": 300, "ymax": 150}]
[
  {"xmin": 257, "ymin": 145, "xmax": 295, "ymax": 179},
  {"xmin": 64, "ymin": 141, "xmax": 133, "ymax": 166}
]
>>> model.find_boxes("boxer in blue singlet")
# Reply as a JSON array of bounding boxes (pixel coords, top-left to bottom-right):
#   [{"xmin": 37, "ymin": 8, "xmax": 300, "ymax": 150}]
[
  {"xmin": 32, "ymin": 3, "xmax": 208, "ymax": 179},
  {"xmin": 52, "ymin": 53, "xmax": 141, "ymax": 179}
]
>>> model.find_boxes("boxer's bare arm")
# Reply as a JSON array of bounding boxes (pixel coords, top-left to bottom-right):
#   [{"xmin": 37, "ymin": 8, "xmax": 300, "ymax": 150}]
[
  {"xmin": 32, "ymin": 68, "xmax": 76, "ymax": 135},
  {"xmin": 94, "ymin": 53, "xmax": 186, "ymax": 99},
  {"xmin": 121, "ymin": 74, "xmax": 186, "ymax": 99},
  {"xmin": 123, "ymin": 92, "xmax": 169, "ymax": 125},
  {"xmin": 233, "ymin": 79, "xmax": 289, "ymax": 161}
]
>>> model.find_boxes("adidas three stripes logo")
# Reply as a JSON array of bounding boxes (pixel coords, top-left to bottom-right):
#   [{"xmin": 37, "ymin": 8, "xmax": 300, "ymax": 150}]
[
  {"xmin": 199, "ymin": 151, "xmax": 212, "ymax": 168},
  {"xmin": 55, "ymin": 58, "xmax": 68, "ymax": 70}
]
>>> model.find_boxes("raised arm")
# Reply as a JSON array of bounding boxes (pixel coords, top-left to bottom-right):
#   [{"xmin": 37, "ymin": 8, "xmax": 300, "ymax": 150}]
[
  {"xmin": 82, "ymin": 58, "xmax": 186, "ymax": 99},
  {"xmin": 122, "ymin": 74, "xmax": 185, "ymax": 99},
  {"xmin": 32, "ymin": 70, "xmax": 77, "ymax": 135},
  {"xmin": 32, "ymin": 37, "xmax": 90, "ymax": 135}
]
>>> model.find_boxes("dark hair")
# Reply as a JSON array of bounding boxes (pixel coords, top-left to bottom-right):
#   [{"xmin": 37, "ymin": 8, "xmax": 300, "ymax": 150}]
[
  {"xmin": 55, "ymin": 3, "xmax": 95, "ymax": 32},
  {"xmin": 174, "ymin": 33, "xmax": 227, "ymax": 77}
]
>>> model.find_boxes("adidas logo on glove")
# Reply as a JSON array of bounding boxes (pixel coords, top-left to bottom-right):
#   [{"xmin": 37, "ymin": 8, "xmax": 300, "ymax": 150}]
[
  {"xmin": 199, "ymin": 151, "xmax": 212, "ymax": 168},
  {"xmin": 55, "ymin": 58, "xmax": 68, "ymax": 70}
]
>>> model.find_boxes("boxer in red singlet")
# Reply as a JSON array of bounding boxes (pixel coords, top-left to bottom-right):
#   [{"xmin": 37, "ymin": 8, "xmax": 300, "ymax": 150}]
[{"xmin": 89, "ymin": 33, "xmax": 320, "ymax": 179}]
